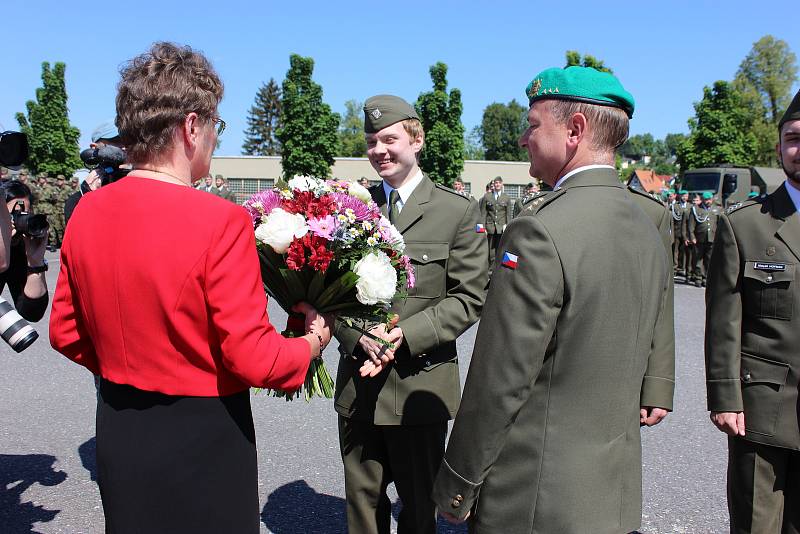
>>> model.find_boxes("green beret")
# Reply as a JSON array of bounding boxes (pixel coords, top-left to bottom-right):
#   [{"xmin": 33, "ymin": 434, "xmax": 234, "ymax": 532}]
[
  {"xmin": 702, "ymin": 191, "xmax": 713, "ymax": 200},
  {"xmin": 525, "ymin": 66, "xmax": 635, "ymax": 118},
  {"xmin": 668, "ymin": 189, "xmax": 676, "ymax": 194},
  {"xmin": 748, "ymin": 191, "xmax": 759, "ymax": 198},
  {"xmin": 679, "ymin": 189, "xmax": 688, "ymax": 195},
  {"xmin": 779, "ymin": 90, "xmax": 800, "ymax": 131},
  {"xmin": 363, "ymin": 95, "xmax": 420, "ymax": 134}
]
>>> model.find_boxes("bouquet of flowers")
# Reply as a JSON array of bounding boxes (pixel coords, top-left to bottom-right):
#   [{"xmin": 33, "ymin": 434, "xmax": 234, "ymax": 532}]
[{"xmin": 244, "ymin": 176, "xmax": 415, "ymax": 401}]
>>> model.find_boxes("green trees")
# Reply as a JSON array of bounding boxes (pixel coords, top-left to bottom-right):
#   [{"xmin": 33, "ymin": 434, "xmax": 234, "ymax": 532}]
[
  {"xmin": 15, "ymin": 62, "xmax": 81, "ymax": 176},
  {"xmin": 338, "ymin": 100, "xmax": 367, "ymax": 157},
  {"xmin": 242, "ymin": 78, "xmax": 282, "ymax": 156},
  {"xmin": 733, "ymin": 35, "xmax": 798, "ymax": 165},
  {"xmin": 276, "ymin": 55, "xmax": 340, "ymax": 179},
  {"xmin": 415, "ymin": 62, "xmax": 464, "ymax": 186},
  {"xmin": 565, "ymin": 51, "xmax": 613, "ymax": 73},
  {"xmin": 480, "ymin": 100, "xmax": 527, "ymax": 161},
  {"xmin": 677, "ymin": 81, "xmax": 758, "ymax": 170}
]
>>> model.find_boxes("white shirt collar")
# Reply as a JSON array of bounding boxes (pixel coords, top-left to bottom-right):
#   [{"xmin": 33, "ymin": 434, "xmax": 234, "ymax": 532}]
[
  {"xmin": 784, "ymin": 180, "xmax": 800, "ymax": 212},
  {"xmin": 554, "ymin": 164, "xmax": 616, "ymax": 190},
  {"xmin": 383, "ymin": 169, "xmax": 424, "ymax": 212}
]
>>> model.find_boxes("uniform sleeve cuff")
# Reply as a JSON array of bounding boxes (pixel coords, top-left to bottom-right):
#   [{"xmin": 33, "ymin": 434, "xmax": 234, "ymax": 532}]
[
  {"xmin": 397, "ymin": 311, "xmax": 439, "ymax": 357},
  {"xmin": 333, "ymin": 317, "xmax": 362, "ymax": 356},
  {"xmin": 432, "ymin": 458, "xmax": 481, "ymax": 521},
  {"xmin": 706, "ymin": 379, "xmax": 743, "ymax": 412},
  {"xmin": 640, "ymin": 376, "xmax": 675, "ymax": 411}
]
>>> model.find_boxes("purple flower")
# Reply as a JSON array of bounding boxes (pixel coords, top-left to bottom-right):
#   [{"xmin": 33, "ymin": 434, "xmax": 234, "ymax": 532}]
[
  {"xmin": 243, "ymin": 190, "xmax": 283, "ymax": 226},
  {"xmin": 330, "ymin": 192, "xmax": 380, "ymax": 222},
  {"xmin": 307, "ymin": 215, "xmax": 339, "ymax": 240},
  {"xmin": 400, "ymin": 255, "xmax": 415, "ymax": 289}
]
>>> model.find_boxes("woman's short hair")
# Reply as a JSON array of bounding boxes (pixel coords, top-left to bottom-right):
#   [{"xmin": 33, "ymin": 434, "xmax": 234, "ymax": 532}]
[
  {"xmin": 548, "ymin": 99, "xmax": 629, "ymax": 151},
  {"xmin": 116, "ymin": 42, "xmax": 224, "ymax": 163},
  {"xmin": 4, "ymin": 180, "xmax": 32, "ymax": 203}
]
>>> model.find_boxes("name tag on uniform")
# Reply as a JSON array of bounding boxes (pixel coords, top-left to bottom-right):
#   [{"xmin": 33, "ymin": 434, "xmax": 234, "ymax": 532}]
[
  {"xmin": 754, "ymin": 262, "xmax": 787, "ymax": 271},
  {"xmin": 475, "ymin": 224, "xmax": 486, "ymax": 233}
]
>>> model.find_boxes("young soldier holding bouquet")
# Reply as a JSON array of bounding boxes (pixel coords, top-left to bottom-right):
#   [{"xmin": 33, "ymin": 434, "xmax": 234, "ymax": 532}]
[{"xmin": 332, "ymin": 95, "xmax": 487, "ymax": 534}]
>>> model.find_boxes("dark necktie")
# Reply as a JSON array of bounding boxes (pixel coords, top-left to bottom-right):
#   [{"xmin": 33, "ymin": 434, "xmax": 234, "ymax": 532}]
[{"xmin": 389, "ymin": 189, "xmax": 400, "ymax": 224}]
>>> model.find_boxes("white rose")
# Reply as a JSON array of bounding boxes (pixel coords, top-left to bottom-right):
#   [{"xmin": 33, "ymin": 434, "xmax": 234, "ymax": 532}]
[
  {"xmin": 353, "ymin": 251, "xmax": 398, "ymax": 305},
  {"xmin": 255, "ymin": 208, "xmax": 309, "ymax": 253},
  {"xmin": 348, "ymin": 182, "xmax": 372, "ymax": 203},
  {"xmin": 287, "ymin": 175, "xmax": 318, "ymax": 192}
]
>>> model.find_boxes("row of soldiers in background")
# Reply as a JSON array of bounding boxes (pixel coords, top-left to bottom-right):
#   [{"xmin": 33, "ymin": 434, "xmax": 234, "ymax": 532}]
[
  {"xmin": 195, "ymin": 173, "xmax": 236, "ymax": 201},
  {"xmin": 669, "ymin": 188, "xmax": 757, "ymax": 287}
]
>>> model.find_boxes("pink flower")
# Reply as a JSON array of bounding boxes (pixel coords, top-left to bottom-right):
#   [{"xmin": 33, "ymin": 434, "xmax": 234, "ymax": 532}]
[
  {"xmin": 244, "ymin": 190, "xmax": 283, "ymax": 226},
  {"xmin": 330, "ymin": 192, "xmax": 379, "ymax": 222},
  {"xmin": 400, "ymin": 255, "xmax": 415, "ymax": 289},
  {"xmin": 307, "ymin": 215, "xmax": 339, "ymax": 240}
]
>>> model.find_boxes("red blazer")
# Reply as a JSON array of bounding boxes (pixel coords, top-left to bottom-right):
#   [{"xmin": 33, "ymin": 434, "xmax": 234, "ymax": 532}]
[{"xmin": 50, "ymin": 175, "xmax": 310, "ymax": 396}]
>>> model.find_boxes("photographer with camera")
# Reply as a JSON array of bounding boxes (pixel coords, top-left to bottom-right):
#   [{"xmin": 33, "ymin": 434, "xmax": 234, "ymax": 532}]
[
  {"xmin": 0, "ymin": 180, "xmax": 49, "ymax": 322},
  {"xmin": 65, "ymin": 122, "xmax": 127, "ymax": 225}
]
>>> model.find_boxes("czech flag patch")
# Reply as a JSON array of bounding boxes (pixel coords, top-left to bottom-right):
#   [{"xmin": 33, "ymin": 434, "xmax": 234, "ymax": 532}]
[
  {"xmin": 475, "ymin": 223, "xmax": 486, "ymax": 233},
  {"xmin": 501, "ymin": 251, "xmax": 518, "ymax": 269}
]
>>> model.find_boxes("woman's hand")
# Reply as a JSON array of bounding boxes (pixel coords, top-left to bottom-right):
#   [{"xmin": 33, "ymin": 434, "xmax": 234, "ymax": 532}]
[{"xmin": 292, "ymin": 302, "xmax": 333, "ymax": 359}]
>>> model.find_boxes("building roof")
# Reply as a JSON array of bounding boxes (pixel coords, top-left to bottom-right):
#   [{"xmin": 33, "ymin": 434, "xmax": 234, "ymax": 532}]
[{"xmin": 628, "ymin": 168, "xmax": 670, "ymax": 193}]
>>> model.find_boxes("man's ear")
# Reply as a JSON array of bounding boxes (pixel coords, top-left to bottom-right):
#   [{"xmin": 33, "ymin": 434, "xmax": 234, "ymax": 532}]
[{"xmin": 567, "ymin": 112, "xmax": 587, "ymax": 147}]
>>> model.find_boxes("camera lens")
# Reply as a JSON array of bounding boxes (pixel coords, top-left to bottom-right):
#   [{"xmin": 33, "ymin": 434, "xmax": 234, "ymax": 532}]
[{"xmin": 0, "ymin": 296, "xmax": 39, "ymax": 352}]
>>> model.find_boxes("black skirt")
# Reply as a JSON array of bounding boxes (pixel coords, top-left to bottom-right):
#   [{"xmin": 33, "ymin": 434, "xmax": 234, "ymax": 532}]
[{"xmin": 96, "ymin": 379, "xmax": 259, "ymax": 534}]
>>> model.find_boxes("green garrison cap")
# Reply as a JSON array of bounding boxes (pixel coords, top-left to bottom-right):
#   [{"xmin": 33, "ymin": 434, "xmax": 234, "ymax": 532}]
[
  {"xmin": 363, "ymin": 95, "xmax": 420, "ymax": 133},
  {"xmin": 679, "ymin": 189, "xmax": 688, "ymax": 195},
  {"xmin": 779, "ymin": 90, "xmax": 800, "ymax": 131},
  {"xmin": 526, "ymin": 66, "xmax": 635, "ymax": 118},
  {"xmin": 702, "ymin": 191, "xmax": 713, "ymax": 200}
]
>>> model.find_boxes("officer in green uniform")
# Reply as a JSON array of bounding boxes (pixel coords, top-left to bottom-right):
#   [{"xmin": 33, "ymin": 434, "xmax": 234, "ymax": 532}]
[
  {"xmin": 213, "ymin": 174, "xmax": 236, "ymax": 202},
  {"xmin": 333, "ymin": 95, "xmax": 487, "ymax": 534},
  {"xmin": 512, "ymin": 181, "xmax": 539, "ymax": 218},
  {"xmin": 687, "ymin": 191, "xmax": 721, "ymax": 287},
  {"xmin": 706, "ymin": 90, "xmax": 800, "ymax": 533},
  {"xmin": 669, "ymin": 189, "xmax": 685, "ymax": 276},
  {"xmin": 433, "ymin": 66, "xmax": 672, "ymax": 533},
  {"xmin": 479, "ymin": 176, "xmax": 511, "ymax": 274}
]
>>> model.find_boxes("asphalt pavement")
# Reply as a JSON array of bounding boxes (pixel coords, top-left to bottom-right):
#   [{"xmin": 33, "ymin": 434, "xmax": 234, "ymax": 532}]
[{"xmin": 0, "ymin": 255, "xmax": 729, "ymax": 533}]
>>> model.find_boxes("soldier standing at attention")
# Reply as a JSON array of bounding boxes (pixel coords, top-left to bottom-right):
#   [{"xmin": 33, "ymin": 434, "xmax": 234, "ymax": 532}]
[
  {"xmin": 452, "ymin": 178, "xmax": 469, "ymax": 198},
  {"xmin": 52, "ymin": 174, "xmax": 70, "ymax": 248},
  {"xmin": 512, "ymin": 181, "xmax": 540, "ymax": 218},
  {"xmin": 479, "ymin": 176, "xmax": 511, "ymax": 274},
  {"xmin": 333, "ymin": 95, "xmax": 487, "ymax": 534},
  {"xmin": 213, "ymin": 174, "xmax": 236, "ymax": 202},
  {"xmin": 669, "ymin": 189, "xmax": 685, "ymax": 277},
  {"xmin": 687, "ymin": 191, "xmax": 721, "ymax": 287},
  {"xmin": 705, "ymin": 90, "xmax": 800, "ymax": 533},
  {"xmin": 677, "ymin": 189, "xmax": 692, "ymax": 277},
  {"xmin": 683, "ymin": 193, "xmax": 702, "ymax": 284},
  {"xmin": 433, "ymin": 66, "xmax": 672, "ymax": 534}
]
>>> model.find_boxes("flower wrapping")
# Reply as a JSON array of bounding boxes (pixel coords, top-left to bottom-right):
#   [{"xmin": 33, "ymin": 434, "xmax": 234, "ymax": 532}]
[{"xmin": 244, "ymin": 177, "xmax": 414, "ymax": 401}]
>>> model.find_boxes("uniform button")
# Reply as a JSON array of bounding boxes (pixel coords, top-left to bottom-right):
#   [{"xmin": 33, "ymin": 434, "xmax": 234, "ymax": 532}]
[
  {"xmin": 422, "ymin": 254, "xmax": 429, "ymax": 261},
  {"xmin": 426, "ymin": 360, "xmax": 431, "ymax": 366},
  {"xmin": 452, "ymin": 499, "xmax": 461, "ymax": 508},
  {"xmin": 766, "ymin": 275, "xmax": 773, "ymax": 282},
  {"xmin": 743, "ymin": 372, "xmax": 752, "ymax": 382}
]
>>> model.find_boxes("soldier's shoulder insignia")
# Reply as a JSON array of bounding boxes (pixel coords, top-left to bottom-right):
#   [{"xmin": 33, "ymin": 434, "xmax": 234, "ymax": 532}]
[
  {"xmin": 520, "ymin": 189, "xmax": 564, "ymax": 216},
  {"xmin": 726, "ymin": 200, "xmax": 759, "ymax": 215},
  {"xmin": 521, "ymin": 190, "xmax": 549, "ymax": 206}
]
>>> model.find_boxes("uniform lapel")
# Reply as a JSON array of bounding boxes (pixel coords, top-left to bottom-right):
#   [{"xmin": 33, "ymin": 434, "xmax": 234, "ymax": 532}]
[
  {"xmin": 395, "ymin": 175, "xmax": 434, "ymax": 234},
  {"xmin": 371, "ymin": 184, "xmax": 389, "ymax": 219},
  {"xmin": 773, "ymin": 184, "xmax": 800, "ymax": 262}
]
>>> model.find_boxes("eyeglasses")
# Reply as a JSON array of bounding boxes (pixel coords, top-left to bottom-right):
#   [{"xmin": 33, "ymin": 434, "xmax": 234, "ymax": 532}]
[{"xmin": 212, "ymin": 117, "xmax": 226, "ymax": 136}]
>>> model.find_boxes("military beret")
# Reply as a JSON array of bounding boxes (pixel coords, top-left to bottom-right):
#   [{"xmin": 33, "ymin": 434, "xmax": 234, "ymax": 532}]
[
  {"xmin": 748, "ymin": 191, "xmax": 759, "ymax": 198},
  {"xmin": 526, "ymin": 66, "xmax": 635, "ymax": 118},
  {"xmin": 702, "ymin": 191, "xmax": 713, "ymax": 200},
  {"xmin": 679, "ymin": 189, "xmax": 688, "ymax": 195},
  {"xmin": 779, "ymin": 90, "xmax": 800, "ymax": 131},
  {"xmin": 668, "ymin": 189, "xmax": 676, "ymax": 194},
  {"xmin": 363, "ymin": 95, "xmax": 420, "ymax": 134}
]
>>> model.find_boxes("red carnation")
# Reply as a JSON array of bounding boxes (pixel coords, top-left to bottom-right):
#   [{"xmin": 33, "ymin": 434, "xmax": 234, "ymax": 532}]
[
  {"xmin": 306, "ymin": 195, "xmax": 335, "ymax": 219},
  {"xmin": 283, "ymin": 191, "xmax": 315, "ymax": 215},
  {"xmin": 308, "ymin": 237, "xmax": 334, "ymax": 272},
  {"xmin": 286, "ymin": 238, "xmax": 307, "ymax": 271}
]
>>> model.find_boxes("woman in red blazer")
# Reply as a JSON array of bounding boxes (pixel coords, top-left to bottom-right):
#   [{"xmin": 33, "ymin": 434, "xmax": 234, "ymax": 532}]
[{"xmin": 49, "ymin": 42, "xmax": 332, "ymax": 534}]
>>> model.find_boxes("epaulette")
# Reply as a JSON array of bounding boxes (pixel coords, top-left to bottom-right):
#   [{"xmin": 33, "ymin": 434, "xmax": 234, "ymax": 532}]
[
  {"xmin": 627, "ymin": 185, "xmax": 666, "ymax": 206},
  {"xmin": 519, "ymin": 188, "xmax": 566, "ymax": 216},
  {"xmin": 434, "ymin": 183, "xmax": 470, "ymax": 201},
  {"xmin": 521, "ymin": 190, "xmax": 549, "ymax": 206},
  {"xmin": 726, "ymin": 199, "xmax": 759, "ymax": 215}
]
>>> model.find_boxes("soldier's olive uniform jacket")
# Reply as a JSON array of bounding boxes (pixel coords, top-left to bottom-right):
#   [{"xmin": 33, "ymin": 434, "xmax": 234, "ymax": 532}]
[
  {"xmin": 705, "ymin": 183, "xmax": 800, "ymax": 450},
  {"xmin": 333, "ymin": 174, "xmax": 488, "ymax": 425},
  {"xmin": 479, "ymin": 191, "xmax": 511, "ymax": 234},
  {"xmin": 670, "ymin": 201, "xmax": 686, "ymax": 242},
  {"xmin": 687, "ymin": 204, "xmax": 722, "ymax": 243},
  {"xmin": 214, "ymin": 186, "xmax": 236, "ymax": 202},
  {"xmin": 433, "ymin": 168, "xmax": 671, "ymax": 533}
]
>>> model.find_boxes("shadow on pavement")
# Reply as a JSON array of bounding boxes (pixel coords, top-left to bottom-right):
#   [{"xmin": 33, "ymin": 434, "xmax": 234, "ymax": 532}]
[
  {"xmin": 261, "ymin": 480, "xmax": 347, "ymax": 533},
  {"xmin": 389, "ymin": 499, "xmax": 469, "ymax": 534},
  {"xmin": 0, "ymin": 453, "xmax": 67, "ymax": 533},
  {"xmin": 78, "ymin": 437, "xmax": 97, "ymax": 481}
]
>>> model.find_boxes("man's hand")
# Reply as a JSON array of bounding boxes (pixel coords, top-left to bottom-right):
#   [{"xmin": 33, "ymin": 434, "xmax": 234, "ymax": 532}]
[
  {"xmin": 440, "ymin": 511, "xmax": 470, "ymax": 524},
  {"xmin": 710, "ymin": 411, "xmax": 745, "ymax": 436},
  {"xmin": 358, "ymin": 325, "xmax": 403, "ymax": 378},
  {"xmin": 640, "ymin": 407, "xmax": 669, "ymax": 426},
  {"xmin": 24, "ymin": 234, "xmax": 47, "ymax": 267}
]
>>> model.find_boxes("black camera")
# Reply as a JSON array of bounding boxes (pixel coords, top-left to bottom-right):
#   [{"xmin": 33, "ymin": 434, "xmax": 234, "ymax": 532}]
[
  {"xmin": 80, "ymin": 145, "xmax": 129, "ymax": 185},
  {"xmin": 11, "ymin": 200, "xmax": 49, "ymax": 239},
  {"xmin": 0, "ymin": 131, "xmax": 29, "ymax": 167}
]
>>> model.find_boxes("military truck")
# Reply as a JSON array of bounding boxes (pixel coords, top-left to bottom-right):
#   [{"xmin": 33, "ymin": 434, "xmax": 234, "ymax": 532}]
[{"xmin": 681, "ymin": 166, "xmax": 785, "ymax": 207}]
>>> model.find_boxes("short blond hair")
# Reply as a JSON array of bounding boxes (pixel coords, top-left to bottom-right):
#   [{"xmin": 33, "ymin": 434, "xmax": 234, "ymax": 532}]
[{"xmin": 547, "ymin": 100, "xmax": 629, "ymax": 151}]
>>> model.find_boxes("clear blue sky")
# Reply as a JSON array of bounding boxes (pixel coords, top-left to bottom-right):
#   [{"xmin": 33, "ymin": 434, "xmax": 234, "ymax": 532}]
[{"xmin": 2, "ymin": 1, "xmax": 798, "ymax": 156}]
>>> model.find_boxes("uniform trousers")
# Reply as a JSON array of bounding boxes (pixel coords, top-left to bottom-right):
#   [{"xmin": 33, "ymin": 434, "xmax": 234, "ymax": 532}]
[
  {"xmin": 728, "ymin": 436, "xmax": 800, "ymax": 534},
  {"xmin": 692, "ymin": 239, "xmax": 713, "ymax": 283},
  {"xmin": 338, "ymin": 416, "xmax": 447, "ymax": 534},
  {"xmin": 487, "ymin": 232, "xmax": 503, "ymax": 274}
]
